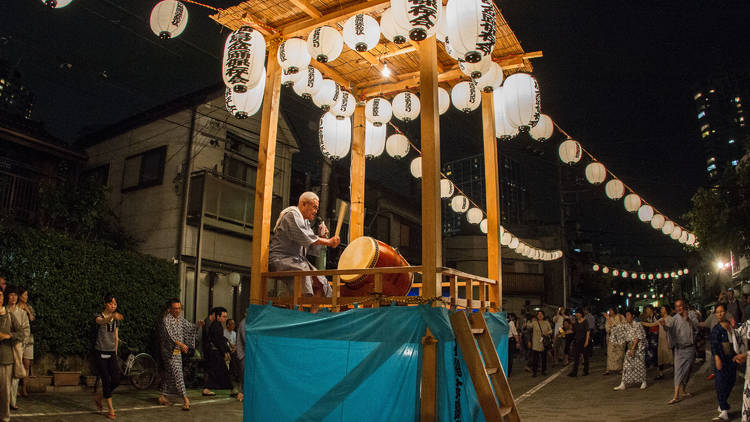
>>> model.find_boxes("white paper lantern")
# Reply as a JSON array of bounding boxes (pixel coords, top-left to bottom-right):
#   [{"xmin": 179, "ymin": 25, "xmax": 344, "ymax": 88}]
[
  {"xmin": 656, "ymin": 273, "xmax": 662, "ymax": 279},
  {"xmin": 661, "ymin": 220, "xmax": 675, "ymax": 235},
  {"xmin": 450, "ymin": 195, "xmax": 470, "ymax": 213},
  {"xmin": 319, "ymin": 112, "xmax": 351, "ymax": 159},
  {"xmin": 558, "ymin": 139, "xmax": 582, "ymax": 165},
  {"xmin": 228, "ymin": 272, "xmax": 241, "ymax": 287},
  {"xmin": 440, "ymin": 178, "xmax": 454, "ymax": 198},
  {"xmin": 479, "ymin": 218, "xmax": 488, "ymax": 234},
  {"xmin": 222, "ymin": 26, "xmax": 266, "ymax": 93},
  {"xmin": 343, "ymin": 14, "xmax": 381, "ymax": 52},
  {"xmin": 493, "ymin": 88, "xmax": 519, "ymax": 140},
  {"xmin": 670, "ymin": 272, "xmax": 677, "ymax": 278},
  {"xmin": 443, "ymin": 37, "xmax": 461, "ymax": 60},
  {"xmin": 637, "ymin": 205, "xmax": 654, "ymax": 222},
  {"xmin": 604, "ymin": 179, "xmax": 625, "ymax": 200},
  {"xmin": 530, "ymin": 114, "xmax": 554, "ymax": 141},
  {"xmin": 438, "ymin": 87, "xmax": 450, "ymax": 115},
  {"xmin": 459, "ymin": 55, "xmax": 493, "ymax": 79},
  {"xmin": 585, "ymin": 162, "xmax": 606, "ymax": 185},
  {"xmin": 451, "ymin": 81, "xmax": 481, "ymax": 113},
  {"xmin": 365, "ymin": 121, "xmax": 387, "ymax": 158},
  {"xmin": 640, "ymin": 273, "xmax": 647, "ymax": 280},
  {"xmin": 466, "ymin": 207, "xmax": 483, "ymax": 224},
  {"xmin": 670, "ymin": 226, "xmax": 682, "ymax": 240},
  {"xmin": 225, "ymin": 67, "xmax": 265, "ymax": 119},
  {"xmin": 150, "ymin": 0, "xmax": 188, "ymax": 39},
  {"xmin": 687, "ymin": 233, "xmax": 696, "ymax": 245},
  {"xmin": 390, "ymin": 0, "xmax": 442, "ymax": 41},
  {"xmin": 410, "ymin": 156, "xmax": 422, "ymax": 178},
  {"xmin": 631, "ymin": 273, "xmax": 638, "ymax": 279},
  {"xmin": 43, "ymin": 0, "xmax": 74, "ymax": 8},
  {"xmin": 679, "ymin": 231, "xmax": 688, "ymax": 243},
  {"xmin": 593, "ymin": 264, "xmax": 600, "ymax": 271},
  {"xmin": 281, "ymin": 68, "xmax": 303, "ymax": 87},
  {"xmin": 500, "ymin": 232, "xmax": 512, "ymax": 246},
  {"xmin": 650, "ymin": 214, "xmax": 666, "ymax": 230},
  {"xmin": 508, "ymin": 237, "xmax": 519, "ymax": 249},
  {"xmin": 602, "ymin": 266, "xmax": 609, "ymax": 274},
  {"xmin": 623, "ymin": 194, "xmax": 641, "ymax": 212},
  {"xmin": 386, "ymin": 134, "xmax": 410, "ymax": 158},
  {"xmin": 380, "ymin": 8, "xmax": 410, "ymax": 44},
  {"xmin": 277, "ymin": 37, "xmax": 311, "ymax": 74},
  {"xmin": 612, "ymin": 269, "xmax": 620, "ymax": 277},
  {"xmin": 365, "ymin": 98, "xmax": 393, "ymax": 127},
  {"xmin": 292, "ymin": 66, "xmax": 323, "ymax": 99},
  {"xmin": 330, "ymin": 90, "xmax": 356, "ymax": 119},
  {"xmin": 502, "ymin": 73, "xmax": 541, "ymax": 130},
  {"xmin": 392, "ymin": 92, "xmax": 421, "ymax": 121},
  {"xmin": 648, "ymin": 274, "xmax": 654, "ymax": 280},
  {"xmin": 444, "ymin": 0, "xmax": 496, "ymax": 63},
  {"xmin": 312, "ymin": 79, "xmax": 340, "ymax": 111},
  {"xmin": 474, "ymin": 62, "xmax": 503, "ymax": 93},
  {"xmin": 677, "ymin": 269, "xmax": 684, "ymax": 276},
  {"xmin": 307, "ymin": 26, "xmax": 343, "ymax": 63},
  {"xmin": 664, "ymin": 272, "xmax": 670, "ymax": 278},
  {"xmin": 621, "ymin": 271, "xmax": 628, "ymax": 278}
]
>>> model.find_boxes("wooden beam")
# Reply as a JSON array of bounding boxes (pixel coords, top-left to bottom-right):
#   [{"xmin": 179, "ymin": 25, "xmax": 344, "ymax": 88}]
[
  {"xmin": 249, "ymin": 40, "xmax": 283, "ymax": 304},
  {"xmin": 279, "ymin": 0, "xmax": 390, "ymax": 37},
  {"xmin": 349, "ymin": 105, "xmax": 366, "ymax": 241},
  {"xmin": 308, "ymin": 60, "xmax": 352, "ymax": 90},
  {"xmin": 416, "ymin": 37, "xmax": 442, "ymax": 299},
  {"xmin": 288, "ymin": 0, "xmax": 322, "ymax": 19},
  {"xmin": 481, "ymin": 91, "xmax": 502, "ymax": 311},
  {"xmin": 380, "ymin": 45, "xmax": 415, "ymax": 59},
  {"xmin": 360, "ymin": 68, "xmax": 463, "ymax": 98}
]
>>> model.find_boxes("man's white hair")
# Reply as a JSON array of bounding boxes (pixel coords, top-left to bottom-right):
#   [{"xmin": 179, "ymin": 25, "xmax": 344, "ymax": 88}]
[{"xmin": 298, "ymin": 191, "xmax": 319, "ymax": 205}]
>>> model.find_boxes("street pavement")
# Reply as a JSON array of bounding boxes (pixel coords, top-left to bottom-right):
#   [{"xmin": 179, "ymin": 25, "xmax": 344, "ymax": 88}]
[{"xmin": 10, "ymin": 348, "xmax": 745, "ymax": 421}]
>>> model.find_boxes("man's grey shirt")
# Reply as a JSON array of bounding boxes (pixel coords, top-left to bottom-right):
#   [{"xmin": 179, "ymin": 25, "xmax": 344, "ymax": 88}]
[{"xmin": 665, "ymin": 312, "xmax": 698, "ymax": 348}]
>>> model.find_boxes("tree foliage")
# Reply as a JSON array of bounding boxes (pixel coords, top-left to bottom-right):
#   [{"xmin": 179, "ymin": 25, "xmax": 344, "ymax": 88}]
[{"xmin": 0, "ymin": 224, "xmax": 178, "ymax": 356}]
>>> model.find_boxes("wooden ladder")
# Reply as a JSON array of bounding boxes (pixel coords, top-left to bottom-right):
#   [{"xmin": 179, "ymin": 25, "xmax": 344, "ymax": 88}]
[{"xmin": 449, "ymin": 311, "xmax": 521, "ymax": 422}]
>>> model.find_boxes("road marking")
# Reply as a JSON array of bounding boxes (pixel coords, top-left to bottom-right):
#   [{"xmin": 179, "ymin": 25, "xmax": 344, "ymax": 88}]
[
  {"xmin": 515, "ymin": 364, "xmax": 569, "ymax": 404},
  {"xmin": 14, "ymin": 397, "xmax": 235, "ymax": 418}
]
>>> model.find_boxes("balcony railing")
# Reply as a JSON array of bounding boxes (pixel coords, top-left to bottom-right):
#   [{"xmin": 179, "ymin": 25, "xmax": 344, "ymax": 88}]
[
  {"xmin": 0, "ymin": 169, "xmax": 38, "ymax": 221},
  {"xmin": 187, "ymin": 170, "xmax": 257, "ymax": 236}
]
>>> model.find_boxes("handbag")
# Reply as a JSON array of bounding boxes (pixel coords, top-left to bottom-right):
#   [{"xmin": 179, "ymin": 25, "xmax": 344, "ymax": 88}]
[{"xmin": 538, "ymin": 320, "xmax": 553, "ymax": 349}]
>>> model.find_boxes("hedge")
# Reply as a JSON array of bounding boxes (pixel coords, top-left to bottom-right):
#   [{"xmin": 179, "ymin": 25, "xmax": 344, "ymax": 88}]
[{"xmin": 0, "ymin": 224, "xmax": 179, "ymax": 357}]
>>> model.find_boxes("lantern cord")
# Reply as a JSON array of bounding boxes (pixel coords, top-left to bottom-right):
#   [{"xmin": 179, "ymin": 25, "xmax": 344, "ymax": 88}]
[
  {"xmin": 387, "ymin": 121, "xmax": 561, "ymax": 259},
  {"xmin": 552, "ymin": 122, "xmax": 693, "ymax": 240},
  {"xmin": 182, "ymin": 0, "xmax": 223, "ymax": 12}
]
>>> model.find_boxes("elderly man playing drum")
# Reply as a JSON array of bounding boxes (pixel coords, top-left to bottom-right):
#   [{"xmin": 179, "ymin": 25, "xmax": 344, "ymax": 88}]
[{"xmin": 268, "ymin": 192, "xmax": 340, "ymax": 300}]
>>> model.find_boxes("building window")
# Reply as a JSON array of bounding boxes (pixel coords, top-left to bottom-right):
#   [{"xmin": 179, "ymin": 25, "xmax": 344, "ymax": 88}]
[
  {"xmin": 82, "ymin": 164, "xmax": 110, "ymax": 186},
  {"xmin": 122, "ymin": 146, "xmax": 167, "ymax": 192},
  {"xmin": 697, "ymin": 111, "xmax": 705, "ymax": 119},
  {"xmin": 707, "ymin": 164, "xmax": 717, "ymax": 172},
  {"xmin": 223, "ymin": 132, "xmax": 258, "ymax": 186},
  {"xmin": 732, "ymin": 160, "xmax": 739, "ymax": 167}
]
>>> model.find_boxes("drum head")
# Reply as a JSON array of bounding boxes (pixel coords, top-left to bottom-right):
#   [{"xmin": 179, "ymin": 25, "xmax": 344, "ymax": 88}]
[{"xmin": 337, "ymin": 236, "xmax": 378, "ymax": 282}]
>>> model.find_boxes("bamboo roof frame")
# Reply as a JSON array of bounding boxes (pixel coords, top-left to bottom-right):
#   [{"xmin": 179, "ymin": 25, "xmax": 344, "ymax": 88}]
[{"xmin": 211, "ymin": 0, "xmax": 541, "ymax": 98}]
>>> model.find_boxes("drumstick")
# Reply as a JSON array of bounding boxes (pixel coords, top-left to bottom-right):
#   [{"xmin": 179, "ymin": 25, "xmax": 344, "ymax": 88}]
[{"xmin": 334, "ymin": 201, "xmax": 348, "ymax": 238}]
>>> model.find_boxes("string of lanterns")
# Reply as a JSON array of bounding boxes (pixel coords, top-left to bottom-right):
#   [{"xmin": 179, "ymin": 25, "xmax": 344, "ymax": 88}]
[
  {"xmin": 611, "ymin": 290, "xmax": 665, "ymax": 300},
  {"xmin": 591, "ymin": 263, "xmax": 690, "ymax": 280},
  {"xmin": 557, "ymin": 130, "xmax": 699, "ymax": 249}
]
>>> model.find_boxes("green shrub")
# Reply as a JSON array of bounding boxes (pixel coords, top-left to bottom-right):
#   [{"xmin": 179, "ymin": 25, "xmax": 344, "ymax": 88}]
[{"xmin": 0, "ymin": 224, "xmax": 178, "ymax": 357}]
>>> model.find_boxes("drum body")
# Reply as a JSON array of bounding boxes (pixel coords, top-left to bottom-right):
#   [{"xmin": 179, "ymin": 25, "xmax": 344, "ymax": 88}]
[{"xmin": 337, "ymin": 236, "xmax": 413, "ymax": 296}]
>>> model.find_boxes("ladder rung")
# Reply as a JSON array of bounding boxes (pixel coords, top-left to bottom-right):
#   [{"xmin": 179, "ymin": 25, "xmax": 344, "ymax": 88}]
[
  {"xmin": 499, "ymin": 406, "xmax": 513, "ymax": 417},
  {"xmin": 486, "ymin": 367, "xmax": 498, "ymax": 375},
  {"xmin": 471, "ymin": 328, "xmax": 485, "ymax": 335}
]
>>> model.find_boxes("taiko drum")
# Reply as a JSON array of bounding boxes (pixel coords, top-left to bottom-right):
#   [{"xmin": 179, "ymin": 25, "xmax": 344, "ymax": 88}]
[{"xmin": 337, "ymin": 236, "xmax": 413, "ymax": 296}]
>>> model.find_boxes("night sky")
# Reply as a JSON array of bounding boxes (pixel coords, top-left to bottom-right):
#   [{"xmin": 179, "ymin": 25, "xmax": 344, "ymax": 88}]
[{"xmin": 3, "ymin": 0, "xmax": 750, "ymax": 268}]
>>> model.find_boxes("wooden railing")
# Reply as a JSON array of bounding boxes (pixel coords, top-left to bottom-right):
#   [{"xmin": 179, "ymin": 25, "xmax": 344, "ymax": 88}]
[{"xmin": 261, "ymin": 266, "xmax": 498, "ymax": 312}]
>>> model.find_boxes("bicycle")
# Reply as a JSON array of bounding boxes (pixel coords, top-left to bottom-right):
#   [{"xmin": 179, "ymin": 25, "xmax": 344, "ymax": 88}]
[{"xmin": 95, "ymin": 339, "xmax": 158, "ymax": 391}]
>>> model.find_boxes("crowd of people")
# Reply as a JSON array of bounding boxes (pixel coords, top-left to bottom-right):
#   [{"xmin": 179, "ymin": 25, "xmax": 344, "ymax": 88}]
[{"xmin": 509, "ymin": 289, "xmax": 750, "ymax": 422}]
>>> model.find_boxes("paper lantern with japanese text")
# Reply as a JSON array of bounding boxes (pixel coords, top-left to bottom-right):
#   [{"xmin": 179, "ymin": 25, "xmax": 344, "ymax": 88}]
[
  {"xmin": 365, "ymin": 98, "xmax": 393, "ymax": 127},
  {"xmin": 392, "ymin": 92, "xmax": 421, "ymax": 121},
  {"xmin": 222, "ymin": 26, "xmax": 266, "ymax": 93},
  {"xmin": 330, "ymin": 90, "xmax": 355, "ymax": 119},
  {"xmin": 386, "ymin": 134, "xmax": 410, "ymax": 158},
  {"xmin": 440, "ymin": 178, "xmax": 454, "ymax": 198},
  {"xmin": 605, "ymin": 179, "xmax": 625, "ymax": 200},
  {"xmin": 150, "ymin": 0, "xmax": 188, "ymax": 39},
  {"xmin": 277, "ymin": 37, "xmax": 311, "ymax": 74},
  {"xmin": 225, "ymin": 68, "xmax": 265, "ymax": 119},
  {"xmin": 502, "ymin": 73, "xmax": 541, "ymax": 130},
  {"xmin": 530, "ymin": 114, "xmax": 554, "ymax": 141},
  {"xmin": 281, "ymin": 68, "xmax": 303, "ymax": 87},
  {"xmin": 459, "ymin": 55, "xmax": 493, "ymax": 79},
  {"xmin": 390, "ymin": 0, "xmax": 442, "ymax": 41},
  {"xmin": 444, "ymin": 0, "xmax": 496, "ymax": 63},
  {"xmin": 623, "ymin": 194, "xmax": 641, "ymax": 212},
  {"xmin": 585, "ymin": 162, "xmax": 606, "ymax": 185},
  {"xmin": 379, "ymin": 8, "xmax": 409, "ymax": 45},
  {"xmin": 558, "ymin": 139, "xmax": 582, "ymax": 165},
  {"xmin": 494, "ymin": 88, "xmax": 519, "ymax": 140},
  {"xmin": 292, "ymin": 66, "xmax": 323, "ymax": 99},
  {"xmin": 319, "ymin": 112, "xmax": 351, "ymax": 159},
  {"xmin": 312, "ymin": 79, "xmax": 340, "ymax": 111},
  {"xmin": 451, "ymin": 195, "xmax": 470, "ymax": 213},
  {"xmin": 307, "ymin": 26, "xmax": 343, "ymax": 63},
  {"xmin": 474, "ymin": 62, "xmax": 503, "ymax": 93},
  {"xmin": 343, "ymin": 14, "xmax": 381, "ymax": 52},
  {"xmin": 451, "ymin": 81, "xmax": 481, "ymax": 113},
  {"xmin": 365, "ymin": 121, "xmax": 387, "ymax": 158}
]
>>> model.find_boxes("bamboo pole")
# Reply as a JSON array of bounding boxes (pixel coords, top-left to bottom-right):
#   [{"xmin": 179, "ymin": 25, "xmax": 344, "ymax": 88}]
[
  {"xmin": 350, "ymin": 105, "xmax": 366, "ymax": 241},
  {"xmin": 481, "ymin": 91, "xmax": 502, "ymax": 310}
]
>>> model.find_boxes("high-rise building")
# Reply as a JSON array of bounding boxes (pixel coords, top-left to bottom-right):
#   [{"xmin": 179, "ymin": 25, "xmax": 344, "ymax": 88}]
[
  {"xmin": 0, "ymin": 61, "xmax": 34, "ymax": 120},
  {"xmin": 693, "ymin": 73, "xmax": 749, "ymax": 184}
]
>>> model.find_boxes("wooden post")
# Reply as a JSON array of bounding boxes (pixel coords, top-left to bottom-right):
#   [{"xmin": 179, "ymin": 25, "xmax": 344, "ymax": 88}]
[
  {"xmin": 350, "ymin": 105, "xmax": 366, "ymax": 241},
  {"xmin": 481, "ymin": 91, "xmax": 502, "ymax": 311},
  {"xmin": 420, "ymin": 327, "xmax": 437, "ymax": 421},
  {"xmin": 416, "ymin": 37, "xmax": 442, "ymax": 300},
  {"xmin": 332, "ymin": 275, "xmax": 340, "ymax": 312},
  {"xmin": 249, "ymin": 40, "xmax": 283, "ymax": 304}
]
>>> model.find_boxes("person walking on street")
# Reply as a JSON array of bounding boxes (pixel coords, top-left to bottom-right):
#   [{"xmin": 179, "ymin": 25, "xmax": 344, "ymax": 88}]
[
  {"xmin": 507, "ymin": 313, "xmax": 520, "ymax": 376},
  {"xmin": 526, "ymin": 310, "xmax": 552, "ymax": 377},
  {"xmin": 0, "ymin": 289, "xmax": 23, "ymax": 422},
  {"xmin": 93, "ymin": 294, "xmax": 123, "ymax": 420},
  {"xmin": 640, "ymin": 305, "xmax": 659, "ymax": 371},
  {"xmin": 710, "ymin": 304, "xmax": 737, "ymax": 421},
  {"xmin": 16, "ymin": 288, "xmax": 33, "ymax": 399},
  {"xmin": 661, "ymin": 299, "xmax": 698, "ymax": 405},
  {"xmin": 603, "ymin": 308, "xmax": 626, "ymax": 375},
  {"xmin": 158, "ymin": 299, "xmax": 203, "ymax": 411},
  {"xmin": 4, "ymin": 287, "xmax": 28, "ymax": 411},
  {"xmin": 202, "ymin": 307, "xmax": 231, "ymax": 396},
  {"xmin": 568, "ymin": 311, "xmax": 590, "ymax": 377},
  {"xmin": 614, "ymin": 310, "xmax": 647, "ymax": 391},
  {"xmin": 583, "ymin": 307, "xmax": 596, "ymax": 352},
  {"xmin": 726, "ymin": 288, "xmax": 742, "ymax": 324}
]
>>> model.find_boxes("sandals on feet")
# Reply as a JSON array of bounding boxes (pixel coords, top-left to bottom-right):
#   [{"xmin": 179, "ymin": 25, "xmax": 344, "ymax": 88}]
[
  {"xmin": 182, "ymin": 405, "xmax": 191, "ymax": 411},
  {"xmin": 106, "ymin": 412, "xmax": 116, "ymax": 420},
  {"xmin": 157, "ymin": 397, "xmax": 172, "ymax": 406},
  {"xmin": 667, "ymin": 398, "xmax": 681, "ymax": 405}
]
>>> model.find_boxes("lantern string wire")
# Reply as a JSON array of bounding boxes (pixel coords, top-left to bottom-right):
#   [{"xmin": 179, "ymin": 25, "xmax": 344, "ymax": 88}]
[
  {"xmin": 553, "ymin": 122, "xmax": 695, "ymax": 243},
  {"xmin": 183, "ymin": 0, "xmax": 223, "ymax": 12},
  {"xmin": 387, "ymin": 121, "xmax": 562, "ymax": 259}
]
